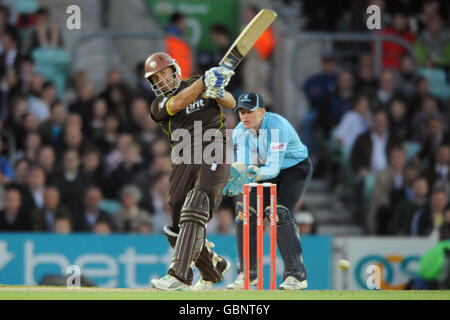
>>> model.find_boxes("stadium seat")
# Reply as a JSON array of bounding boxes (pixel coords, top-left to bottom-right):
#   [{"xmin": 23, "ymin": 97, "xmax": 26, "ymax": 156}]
[
  {"xmin": 404, "ymin": 141, "xmax": 421, "ymax": 161},
  {"xmin": 15, "ymin": 0, "xmax": 39, "ymax": 14},
  {"xmin": 418, "ymin": 68, "xmax": 450, "ymax": 100},
  {"xmin": 32, "ymin": 48, "xmax": 70, "ymax": 96},
  {"xmin": 99, "ymin": 199, "xmax": 122, "ymax": 215}
]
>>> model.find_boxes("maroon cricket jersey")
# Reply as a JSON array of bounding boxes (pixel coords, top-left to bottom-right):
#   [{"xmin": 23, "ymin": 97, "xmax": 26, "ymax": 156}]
[{"xmin": 150, "ymin": 76, "xmax": 227, "ymax": 153}]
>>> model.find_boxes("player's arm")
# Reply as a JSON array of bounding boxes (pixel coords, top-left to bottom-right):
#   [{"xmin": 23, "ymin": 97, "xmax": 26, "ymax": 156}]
[
  {"xmin": 216, "ymin": 90, "xmax": 236, "ymax": 110},
  {"xmin": 258, "ymin": 125, "xmax": 288, "ymax": 180},
  {"xmin": 166, "ymin": 79, "xmax": 206, "ymax": 115}
]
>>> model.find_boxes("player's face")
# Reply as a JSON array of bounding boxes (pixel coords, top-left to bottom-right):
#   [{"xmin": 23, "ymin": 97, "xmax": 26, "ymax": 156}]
[
  {"xmin": 238, "ymin": 108, "xmax": 265, "ymax": 130},
  {"xmin": 150, "ymin": 67, "xmax": 177, "ymax": 93}
]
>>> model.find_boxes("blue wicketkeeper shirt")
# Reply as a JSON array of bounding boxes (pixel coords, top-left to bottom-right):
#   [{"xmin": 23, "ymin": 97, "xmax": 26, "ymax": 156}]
[{"xmin": 233, "ymin": 112, "xmax": 308, "ymax": 180}]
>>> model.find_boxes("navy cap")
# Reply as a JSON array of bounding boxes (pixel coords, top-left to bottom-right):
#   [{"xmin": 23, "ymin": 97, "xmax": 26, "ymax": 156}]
[
  {"xmin": 235, "ymin": 92, "xmax": 264, "ymax": 112},
  {"xmin": 321, "ymin": 52, "xmax": 335, "ymax": 61}
]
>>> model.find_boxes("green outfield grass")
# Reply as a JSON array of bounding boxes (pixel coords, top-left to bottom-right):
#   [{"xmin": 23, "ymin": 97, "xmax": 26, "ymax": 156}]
[{"xmin": 0, "ymin": 286, "xmax": 449, "ymax": 300}]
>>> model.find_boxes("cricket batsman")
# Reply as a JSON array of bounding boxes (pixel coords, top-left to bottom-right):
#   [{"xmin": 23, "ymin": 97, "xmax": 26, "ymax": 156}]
[
  {"xmin": 146, "ymin": 52, "xmax": 236, "ymax": 290},
  {"xmin": 224, "ymin": 92, "xmax": 313, "ymax": 290}
]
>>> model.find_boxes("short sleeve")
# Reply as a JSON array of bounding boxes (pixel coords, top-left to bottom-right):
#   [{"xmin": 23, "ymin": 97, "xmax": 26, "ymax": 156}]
[{"xmin": 150, "ymin": 96, "xmax": 173, "ymax": 122}]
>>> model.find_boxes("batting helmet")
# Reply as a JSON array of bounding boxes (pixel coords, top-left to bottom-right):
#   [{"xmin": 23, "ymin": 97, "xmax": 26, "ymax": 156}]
[{"xmin": 144, "ymin": 52, "xmax": 182, "ymax": 96}]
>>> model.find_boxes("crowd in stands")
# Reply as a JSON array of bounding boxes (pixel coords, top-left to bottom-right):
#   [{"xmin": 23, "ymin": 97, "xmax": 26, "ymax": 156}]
[
  {"xmin": 301, "ymin": 0, "xmax": 450, "ymax": 239},
  {"xmin": 0, "ymin": 4, "xmax": 238, "ymax": 235},
  {"xmin": 0, "ymin": 0, "xmax": 449, "ymax": 239}
]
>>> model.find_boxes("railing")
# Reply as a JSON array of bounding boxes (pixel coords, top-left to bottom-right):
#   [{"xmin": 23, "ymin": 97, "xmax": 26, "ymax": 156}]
[
  {"xmin": 290, "ymin": 32, "xmax": 417, "ymax": 88},
  {"xmin": 69, "ymin": 30, "xmax": 165, "ymax": 82}
]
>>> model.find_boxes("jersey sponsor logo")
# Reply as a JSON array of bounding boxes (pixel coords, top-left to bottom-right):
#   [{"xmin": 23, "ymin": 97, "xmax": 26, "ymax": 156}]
[
  {"xmin": 159, "ymin": 97, "xmax": 168, "ymax": 109},
  {"xmin": 186, "ymin": 99, "xmax": 205, "ymax": 115},
  {"xmin": 270, "ymin": 142, "xmax": 287, "ymax": 152}
]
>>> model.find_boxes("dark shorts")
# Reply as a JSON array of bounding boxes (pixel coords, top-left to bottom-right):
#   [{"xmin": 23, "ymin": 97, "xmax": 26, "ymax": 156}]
[
  {"xmin": 168, "ymin": 161, "xmax": 231, "ymax": 226},
  {"xmin": 248, "ymin": 157, "xmax": 313, "ymax": 214}
]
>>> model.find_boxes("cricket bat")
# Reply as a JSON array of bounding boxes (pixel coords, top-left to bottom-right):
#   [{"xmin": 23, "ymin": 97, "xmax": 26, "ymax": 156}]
[{"xmin": 220, "ymin": 8, "xmax": 277, "ymax": 70}]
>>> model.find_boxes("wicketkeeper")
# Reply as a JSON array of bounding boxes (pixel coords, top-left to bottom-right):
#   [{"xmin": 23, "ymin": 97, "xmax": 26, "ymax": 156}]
[
  {"xmin": 224, "ymin": 92, "xmax": 313, "ymax": 290},
  {"xmin": 146, "ymin": 52, "xmax": 236, "ymax": 290}
]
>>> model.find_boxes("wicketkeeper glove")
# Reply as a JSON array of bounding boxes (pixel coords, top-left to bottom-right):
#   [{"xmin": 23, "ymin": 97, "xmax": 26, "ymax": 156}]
[
  {"xmin": 227, "ymin": 165, "xmax": 262, "ymax": 196},
  {"xmin": 222, "ymin": 163, "xmax": 247, "ymax": 196}
]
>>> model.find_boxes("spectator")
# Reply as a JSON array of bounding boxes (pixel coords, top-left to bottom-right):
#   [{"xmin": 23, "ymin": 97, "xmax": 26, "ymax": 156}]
[
  {"xmin": 354, "ymin": 54, "xmax": 378, "ymax": 96},
  {"xmin": 148, "ymin": 172, "xmax": 170, "ymax": 232},
  {"xmin": 301, "ymin": 53, "xmax": 339, "ymax": 150},
  {"xmin": 350, "ymin": 109, "xmax": 402, "ymax": 177},
  {"xmin": 54, "ymin": 215, "xmax": 72, "ymax": 234},
  {"xmin": 106, "ymin": 83, "xmax": 131, "ymax": 125},
  {"xmin": 115, "ymin": 185, "xmax": 152, "ymax": 233},
  {"xmin": 165, "ymin": 12, "xmax": 193, "ymax": 79},
  {"xmin": 110, "ymin": 143, "xmax": 143, "ymax": 195},
  {"xmin": 417, "ymin": 0, "xmax": 441, "ymax": 33},
  {"xmin": 412, "ymin": 96, "xmax": 446, "ymax": 144},
  {"xmin": 0, "ymin": 187, "xmax": 30, "ymax": 231},
  {"xmin": 28, "ymin": 75, "xmax": 51, "ymax": 122},
  {"xmin": 81, "ymin": 147, "xmax": 113, "ymax": 199},
  {"xmin": 378, "ymin": 12, "xmax": 415, "ymax": 70},
  {"xmin": 388, "ymin": 99, "xmax": 411, "ymax": 141},
  {"xmin": 295, "ymin": 211, "xmax": 317, "ymax": 235},
  {"xmin": 105, "ymin": 133, "xmax": 134, "ymax": 173},
  {"xmin": 412, "ymin": 183, "xmax": 449, "ymax": 237},
  {"xmin": 29, "ymin": 7, "xmax": 63, "ymax": 52},
  {"xmin": 18, "ymin": 132, "xmax": 41, "ymax": 162},
  {"xmin": 396, "ymin": 55, "xmax": 420, "ymax": 99},
  {"xmin": 417, "ymin": 117, "xmax": 450, "ymax": 166},
  {"xmin": 31, "ymin": 186, "xmax": 71, "ymax": 232},
  {"xmin": 210, "ymin": 206, "xmax": 235, "ymax": 235},
  {"xmin": 88, "ymin": 98, "xmax": 108, "ymax": 139},
  {"xmin": 370, "ymin": 69, "xmax": 405, "ymax": 111},
  {"xmin": 21, "ymin": 165, "xmax": 46, "ymax": 213},
  {"xmin": 134, "ymin": 61, "xmax": 154, "ymax": 101},
  {"xmin": 69, "ymin": 81, "xmax": 96, "ymax": 130},
  {"xmin": 334, "ymin": 95, "xmax": 372, "ymax": 149},
  {"xmin": 0, "ymin": 138, "xmax": 14, "ymax": 184},
  {"xmin": 422, "ymin": 144, "xmax": 450, "ymax": 189},
  {"xmin": 93, "ymin": 219, "xmax": 112, "ymax": 235},
  {"xmin": 415, "ymin": 14, "xmax": 450, "ymax": 68},
  {"xmin": 126, "ymin": 97, "xmax": 150, "ymax": 137},
  {"xmin": 17, "ymin": 55, "xmax": 35, "ymax": 96},
  {"xmin": 0, "ymin": 28, "xmax": 19, "ymax": 74},
  {"xmin": 95, "ymin": 113, "xmax": 120, "ymax": 154},
  {"xmin": 303, "ymin": 53, "xmax": 339, "ymax": 107},
  {"xmin": 73, "ymin": 186, "xmax": 114, "ymax": 232},
  {"xmin": 0, "ymin": 67, "xmax": 20, "ymax": 120},
  {"xmin": 38, "ymin": 102, "xmax": 67, "ymax": 145},
  {"xmin": 440, "ymin": 205, "xmax": 450, "ymax": 240},
  {"xmin": 53, "ymin": 149, "xmax": 92, "ymax": 215},
  {"xmin": 367, "ymin": 146, "xmax": 408, "ymax": 234},
  {"xmin": 390, "ymin": 176, "xmax": 429, "ymax": 235},
  {"xmin": 37, "ymin": 146, "xmax": 56, "ymax": 182},
  {"xmin": 0, "ymin": 5, "xmax": 16, "ymax": 55},
  {"xmin": 318, "ymin": 70, "xmax": 355, "ymax": 139},
  {"xmin": 4, "ymin": 95, "xmax": 28, "ymax": 150},
  {"xmin": 59, "ymin": 125, "xmax": 85, "ymax": 156},
  {"xmin": 242, "ymin": 5, "xmax": 276, "ymax": 107},
  {"xmin": 11, "ymin": 158, "xmax": 30, "ymax": 191}
]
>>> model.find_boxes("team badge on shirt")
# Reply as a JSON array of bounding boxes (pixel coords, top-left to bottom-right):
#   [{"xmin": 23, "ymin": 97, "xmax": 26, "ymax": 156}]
[{"xmin": 270, "ymin": 142, "xmax": 287, "ymax": 151}]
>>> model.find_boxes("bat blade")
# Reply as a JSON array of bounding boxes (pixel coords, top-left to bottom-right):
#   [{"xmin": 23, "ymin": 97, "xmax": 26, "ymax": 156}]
[{"xmin": 220, "ymin": 9, "xmax": 277, "ymax": 70}]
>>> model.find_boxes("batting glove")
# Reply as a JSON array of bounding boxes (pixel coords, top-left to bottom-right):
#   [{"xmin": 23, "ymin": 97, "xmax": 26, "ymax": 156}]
[{"xmin": 203, "ymin": 67, "xmax": 234, "ymax": 89}]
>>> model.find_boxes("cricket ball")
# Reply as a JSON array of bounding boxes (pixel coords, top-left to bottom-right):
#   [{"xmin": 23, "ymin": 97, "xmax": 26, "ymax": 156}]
[{"xmin": 338, "ymin": 259, "xmax": 351, "ymax": 271}]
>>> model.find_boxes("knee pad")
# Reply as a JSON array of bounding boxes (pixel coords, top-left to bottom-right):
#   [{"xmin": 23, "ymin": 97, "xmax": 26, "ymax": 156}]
[
  {"xmin": 235, "ymin": 201, "xmax": 256, "ymax": 223},
  {"xmin": 180, "ymin": 188, "xmax": 210, "ymax": 226},
  {"xmin": 264, "ymin": 204, "xmax": 291, "ymax": 224},
  {"xmin": 163, "ymin": 225, "xmax": 178, "ymax": 248}
]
